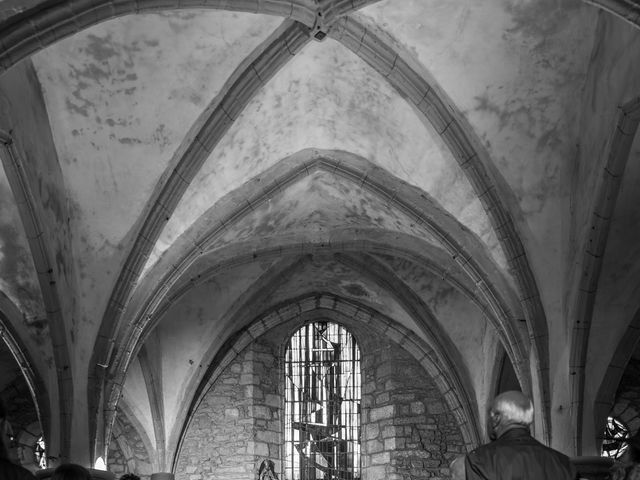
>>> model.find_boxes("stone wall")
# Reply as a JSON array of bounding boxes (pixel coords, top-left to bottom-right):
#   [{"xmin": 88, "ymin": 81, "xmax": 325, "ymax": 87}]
[
  {"xmin": 175, "ymin": 321, "xmax": 464, "ymax": 480},
  {"xmin": 175, "ymin": 337, "xmax": 281, "ymax": 480},
  {"xmin": 360, "ymin": 336, "xmax": 464, "ymax": 480},
  {"xmin": 108, "ymin": 408, "xmax": 153, "ymax": 480}
]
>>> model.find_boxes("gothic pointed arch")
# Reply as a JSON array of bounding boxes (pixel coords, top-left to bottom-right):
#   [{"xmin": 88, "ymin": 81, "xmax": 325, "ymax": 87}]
[
  {"xmin": 329, "ymin": 16, "xmax": 551, "ymax": 441},
  {"xmin": 171, "ymin": 293, "xmax": 482, "ymax": 472},
  {"xmin": 570, "ymin": 98, "xmax": 640, "ymax": 453}
]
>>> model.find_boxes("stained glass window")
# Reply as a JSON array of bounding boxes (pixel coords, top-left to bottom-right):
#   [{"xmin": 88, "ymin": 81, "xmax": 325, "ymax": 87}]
[
  {"xmin": 601, "ymin": 416, "xmax": 630, "ymax": 459},
  {"xmin": 34, "ymin": 435, "xmax": 47, "ymax": 469},
  {"xmin": 284, "ymin": 322, "xmax": 361, "ymax": 480}
]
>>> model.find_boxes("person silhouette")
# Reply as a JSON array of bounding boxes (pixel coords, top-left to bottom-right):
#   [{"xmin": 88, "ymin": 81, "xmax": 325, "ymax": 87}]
[
  {"xmin": 465, "ymin": 391, "xmax": 576, "ymax": 480},
  {"xmin": 50, "ymin": 463, "xmax": 92, "ymax": 480}
]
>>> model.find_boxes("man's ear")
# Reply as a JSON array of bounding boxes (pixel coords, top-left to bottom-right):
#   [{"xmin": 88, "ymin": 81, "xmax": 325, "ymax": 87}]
[
  {"xmin": 488, "ymin": 411, "xmax": 501, "ymax": 440},
  {"xmin": 488, "ymin": 410, "xmax": 499, "ymax": 429}
]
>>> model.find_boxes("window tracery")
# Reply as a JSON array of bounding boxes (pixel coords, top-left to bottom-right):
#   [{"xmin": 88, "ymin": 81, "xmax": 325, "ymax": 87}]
[
  {"xmin": 602, "ymin": 416, "xmax": 630, "ymax": 459},
  {"xmin": 284, "ymin": 322, "xmax": 361, "ymax": 480}
]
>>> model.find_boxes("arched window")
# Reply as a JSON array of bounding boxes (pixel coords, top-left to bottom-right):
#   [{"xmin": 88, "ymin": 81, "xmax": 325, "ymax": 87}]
[
  {"xmin": 34, "ymin": 435, "xmax": 47, "ymax": 469},
  {"xmin": 601, "ymin": 416, "xmax": 630, "ymax": 459},
  {"xmin": 284, "ymin": 322, "xmax": 361, "ymax": 480}
]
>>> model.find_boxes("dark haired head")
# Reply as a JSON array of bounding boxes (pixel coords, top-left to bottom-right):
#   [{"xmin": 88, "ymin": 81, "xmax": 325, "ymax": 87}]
[
  {"xmin": 51, "ymin": 463, "xmax": 92, "ymax": 480},
  {"xmin": 120, "ymin": 474, "xmax": 141, "ymax": 480}
]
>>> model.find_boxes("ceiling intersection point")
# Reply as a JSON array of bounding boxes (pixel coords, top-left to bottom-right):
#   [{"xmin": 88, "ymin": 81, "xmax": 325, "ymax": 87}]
[{"xmin": 310, "ymin": 0, "xmax": 335, "ymax": 40}]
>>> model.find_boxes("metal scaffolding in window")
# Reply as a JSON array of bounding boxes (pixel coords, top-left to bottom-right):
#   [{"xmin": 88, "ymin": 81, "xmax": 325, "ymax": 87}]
[
  {"xmin": 601, "ymin": 416, "xmax": 630, "ymax": 459},
  {"xmin": 284, "ymin": 322, "xmax": 361, "ymax": 480}
]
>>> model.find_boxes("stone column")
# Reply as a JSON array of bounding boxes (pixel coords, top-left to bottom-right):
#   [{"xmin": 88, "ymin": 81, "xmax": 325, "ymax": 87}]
[{"xmin": 150, "ymin": 473, "xmax": 175, "ymax": 480}]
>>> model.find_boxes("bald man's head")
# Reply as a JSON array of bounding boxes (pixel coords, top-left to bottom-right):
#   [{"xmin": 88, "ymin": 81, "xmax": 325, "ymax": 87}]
[{"xmin": 488, "ymin": 391, "xmax": 533, "ymax": 440}]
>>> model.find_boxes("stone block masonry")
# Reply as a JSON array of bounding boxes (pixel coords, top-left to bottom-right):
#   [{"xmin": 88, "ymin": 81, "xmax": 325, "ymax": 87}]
[
  {"xmin": 108, "ymin": 408, "xmax": 153, "ymax": 480},
  {"xmin": 175, "ymin": 320, "xmax": 464, "ymax": 479},
  {"xmin": 360, "ymin": 336, "xmax": 464, "ymax": 480},
  {"xmin": 175, "ymin": 337, "xmax": 281, "ymax": 480}
]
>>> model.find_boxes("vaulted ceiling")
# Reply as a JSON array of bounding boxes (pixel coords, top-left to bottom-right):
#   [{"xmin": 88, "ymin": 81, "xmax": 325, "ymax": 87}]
[{"xmin": 0, "ymin": 0, "xmax": 640, "ymax": 470}]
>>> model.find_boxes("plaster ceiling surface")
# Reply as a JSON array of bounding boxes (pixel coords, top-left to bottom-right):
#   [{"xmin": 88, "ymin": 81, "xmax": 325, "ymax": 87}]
[
  {"xmin": 257, "ymin": 257, "xmax": 421, "ymax": 340},
  {"xmin": 584, "ymin": 129, "xmax": 640, "ymax": 390},
  {"xmin": 128, "ymin": 224, "xmax": 499, "ymax": 338},
  {"xmin": 358, "ymin": 1, "xmax": 598, "ymax": 323},
  {"xmin": 32, "ymin": 11, "xmax": 281, "ymax": 250},
  {"xmin": 122, "ymin": 357, "xmax": 156, "ymax": 448},
  {"xmin": 147, "ymin": 37, "xmax": 507, "ymax": 274},
  {"xmin": 359, "ymin": 0, "xmax": 596, "ymax": 219},
  {"xmin": 29, "ymin": 10, "xmax": 282, "ymax": 330},
  {"xmin": 368, "ymin": 249, "xmax": 512, "ymax": 314},
  {"xmin": 2, "ymin": 0, "xmax": 638, "ymax": 463},
  {"xmin": 128, "ymin": 166, "xmax": 517, "ymax": 328},
  {"xmin": 376, "ymin": 254, "xmax": 499, "ymax": 401},
  {"xmin": 0, "ymin": 164, "xmax": 48, "ymax": 349},
  {"xmin": 207, "ymin": 170, "xmax": 445, "ymax": 250},
  {"xmin": 154, "ymin": 261, "xmax": 275, "ymax": 435}
]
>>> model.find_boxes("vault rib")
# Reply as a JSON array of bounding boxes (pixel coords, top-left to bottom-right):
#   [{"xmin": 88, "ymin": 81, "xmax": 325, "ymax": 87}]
[
  {"xmin": 330, "ymin": 15, "xmax": 552, "ymax": 443},
  {"xmin": 88, "ymin": 19, "xmax": 312, "ymax": 462},
  {"xmin": 0, "ymin": 132, "xmax": 73, "ymax": 461},
  {"xmin": 583, "ymin": 0, "xmax": 640, "ymax": 30},
  {"xmin": 569, "ymin": 97, "xmax": 640, "ymax": 453},
  {"xmin": 109, "ymin": 149, "xmax": 529, "ymax": 463},
  {"xmin": 138, "ymin": 343, "xmax": 166, "ymax": 471},
  {"xmin": 117, "ymin": 152, "xmax": 527, "ymax": 381},
  {"xmin": 164, "ymin": 254, "xmax": 313, "ymax": 465},
  {"xmin": 334, "ymin": 251, "xmax": 481, "ymax": 445},
  {"xmin": 0, "ymin": 0, "xmax": 315, "ymax": 74},
  {"xmin": 0, "ymin": 0, "xmax": 382, "ymax": 76},
  {"xmin": 0, "ymin": 298, "xmax": 50, "ymax": 459},
  {"xmin": 170, "ymin": 293, "xmax": 481, "ymax": 471}
]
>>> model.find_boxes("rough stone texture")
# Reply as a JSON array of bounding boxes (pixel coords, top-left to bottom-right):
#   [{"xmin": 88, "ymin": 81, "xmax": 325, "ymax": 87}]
[
  {"xmin": 174, "ymin": 337, "xmax": 281, "ymax": 480},
  {"xmin": 3, "ymin": 0, "xmax": 640, "ymax": 468},
  {"xmin": 175, "ymin": 321, "xmax": 463, "ymax": 480},
  {"xmin": 361, "ymin": 336, "xmax": 464, "ymax": 480},
  {"xmin": 108, "ymin": 409, "xmax": 153, "ymax": 480}
]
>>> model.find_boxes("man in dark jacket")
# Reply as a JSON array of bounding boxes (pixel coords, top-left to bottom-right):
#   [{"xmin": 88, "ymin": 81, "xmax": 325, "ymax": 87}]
[
  {"xmin": 0, "ymin": 400, "xmax": 37, "ymax": 480},
  {"xmin": 464, "ymin": 391, "xmax": 576, "ymax": 480}
]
